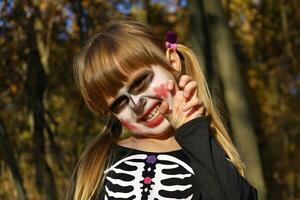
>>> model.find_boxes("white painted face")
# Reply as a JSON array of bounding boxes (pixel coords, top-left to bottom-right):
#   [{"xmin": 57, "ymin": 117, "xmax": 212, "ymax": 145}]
[{"xmin": 108, "ymin": 65, "xmax": 176, "ymax": 137}]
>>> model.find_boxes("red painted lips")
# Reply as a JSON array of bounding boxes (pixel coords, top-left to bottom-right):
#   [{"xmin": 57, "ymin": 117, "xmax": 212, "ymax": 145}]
[
  {"xmin": 141, "ymin": 103, "xmax": 165, "ymax": 128},
  {"xmin": 143, "ymin": 114, "xmax": 164, "ymax": 128}
]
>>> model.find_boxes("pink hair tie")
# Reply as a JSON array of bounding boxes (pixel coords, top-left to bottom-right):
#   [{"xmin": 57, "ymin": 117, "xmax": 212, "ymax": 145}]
[
  {"xmin": 165, "ymin": 41, "xmax": 177, "ymax": 50},
  {"xmin": 165, "ymin": 31, "xmax": 177, "ymax": 51}
]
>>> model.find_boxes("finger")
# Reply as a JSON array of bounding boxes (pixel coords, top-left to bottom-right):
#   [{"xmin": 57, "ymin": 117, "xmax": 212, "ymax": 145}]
[
  {"xmin": 186, "ymin": 106, "xmax": 204, "ymax": 118},
  {"xmin": 183, "ymin": 81, "xmax": 198, "ymax": 100},
  {"xmin": 188, "ymin": 103, "xmax": 206, "ymax": 118},
  {"xmin": 167, "ymin": 80, "xmax": 176, "ymax": 96},
  {"xmin": 178, "ymin": 75, "xmax": 192, "ymax": 89},
  {"xmin": 182, "ymin": 99, "xmax": 203, "ymax": 112},
  {"xmin": 159, "ymin": 101, "xmax": 170, "ymax": 116}
]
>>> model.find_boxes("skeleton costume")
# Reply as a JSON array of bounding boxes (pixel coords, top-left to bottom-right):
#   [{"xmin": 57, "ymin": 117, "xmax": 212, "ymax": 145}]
[{"xmin": 98, "ymin": 116, "xmax": 258, "ymax": 200}]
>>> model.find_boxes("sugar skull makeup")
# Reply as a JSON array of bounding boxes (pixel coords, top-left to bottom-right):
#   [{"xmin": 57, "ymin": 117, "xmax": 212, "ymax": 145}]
[{"xmin": 107, "ymin": 65, "xmax": 176, "ymax": 137}]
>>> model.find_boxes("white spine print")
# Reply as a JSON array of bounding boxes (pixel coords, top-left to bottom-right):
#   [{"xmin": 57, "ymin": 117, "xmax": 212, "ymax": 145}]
[{"xmin": 103, "ymin": 153, "xmax": 194, "ymax": 199}]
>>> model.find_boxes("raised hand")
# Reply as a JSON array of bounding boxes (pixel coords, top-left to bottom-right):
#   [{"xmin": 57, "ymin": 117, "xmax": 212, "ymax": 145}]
[{"xmin": 159, "ymin": 75, "xmax": 205, "ymax": 129}]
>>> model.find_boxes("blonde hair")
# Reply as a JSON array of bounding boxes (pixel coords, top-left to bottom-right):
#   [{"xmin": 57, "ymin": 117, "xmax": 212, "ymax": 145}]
[{"xmin": 67, "ymin": 19, "xmax": 245, "ymax": 200}]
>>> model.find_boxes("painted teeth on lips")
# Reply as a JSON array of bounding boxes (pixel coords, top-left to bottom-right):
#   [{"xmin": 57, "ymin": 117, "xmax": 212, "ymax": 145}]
[
  {"xmin": 144, "ymin": 106, "xmax": 159, "ymax": 120},
  {"xmin": 138, "ymin": 102, "xmax": 162, "ymax": 123}
]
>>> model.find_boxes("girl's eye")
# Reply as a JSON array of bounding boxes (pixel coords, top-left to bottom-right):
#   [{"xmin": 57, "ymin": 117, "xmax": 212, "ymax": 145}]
[
  {"xmin": 110, "ymin": 96, "xmax": 129, "ymax": 113},
  {"xmin": 133, "ymin": 73, "xmax": 154, "ymax": 93}
]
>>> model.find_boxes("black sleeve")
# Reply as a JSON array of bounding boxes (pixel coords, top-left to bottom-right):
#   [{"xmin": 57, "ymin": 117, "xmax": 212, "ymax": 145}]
[
  {"xmin": 241, "ymin": 175, "xmax": 258, "ymax": 200},
  {"xmin": 175, "ymin": 116, "xmax": 258, "ymax": 200}
]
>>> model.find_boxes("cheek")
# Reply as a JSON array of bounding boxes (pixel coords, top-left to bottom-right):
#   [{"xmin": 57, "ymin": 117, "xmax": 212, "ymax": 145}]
[
  {"xmin": 153, "ymin": 83, "xmax": 168, "ymax": 98},
  {"xmin": 118, "ymin": 108, "xmax": 138, "ymax": 131},
  {"xmin": 120, "ymin": 119, "xmax": 137, "ymax": 131}
]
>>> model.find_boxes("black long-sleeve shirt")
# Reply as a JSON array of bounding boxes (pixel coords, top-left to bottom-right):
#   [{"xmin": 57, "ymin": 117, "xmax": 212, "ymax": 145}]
[
  {"xmin": 98, "ymin": 117, "xmax": 258, "ymax": 200},
  {"xmin": 99, "ymin": 144, "xmax": 199, "ymax": 199}
]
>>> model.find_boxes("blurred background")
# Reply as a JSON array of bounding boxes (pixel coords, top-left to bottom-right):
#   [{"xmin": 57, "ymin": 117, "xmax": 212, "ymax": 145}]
[{"xmin": 0, "ymin": 0, "xmax": 299, "ymax": 199}]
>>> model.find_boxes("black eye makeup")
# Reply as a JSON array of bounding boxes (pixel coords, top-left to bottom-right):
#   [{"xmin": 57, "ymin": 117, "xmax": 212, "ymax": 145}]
[
  {"xmin": 128, "ymin": 70, "xmax": 154, "ymax": 94},
  {"xmin": 109, "ymin": 69, "xmax": 154, "ymax": 113},
  {"xmin": 109, "ymin": 95, "xmax": 129, "ymax": 113}
]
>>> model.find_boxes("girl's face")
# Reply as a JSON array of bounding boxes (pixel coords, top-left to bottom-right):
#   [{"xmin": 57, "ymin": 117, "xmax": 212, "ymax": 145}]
[{"xmin": 107, "ymin": 65, "xmax": 176, "ymax": 137}]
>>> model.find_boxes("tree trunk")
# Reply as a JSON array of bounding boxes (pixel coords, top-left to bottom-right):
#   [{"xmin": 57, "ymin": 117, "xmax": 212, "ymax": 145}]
[
  {"xmin": 23, "ymin": 3, "xmax": 58, "ymax": 199},
  {"xmin": 188, "ymin": 0, "xmax": 226, "ymax": 116},
  {"xmin": 25, "ymin": 46, "xmax": 58, "ymax": 200},
  {"xmin": 201, "ymin": 0, "xmax": 267, "ymax": 199},
  {"xmin": 188, "ymin": 0, "xmax": 211, "ymax": 79},
  {"xmin": 143, "ymin": 0, "xmax": 152, "ymax": 24},
  {"xmin": 45, "ymin": 121, "xmax": 68, "ymax": 175},
  {"xmin": 72, "ymin": 0, "xmax": 85, "ymax": 44},
  {"xmin": 0, "ymin": 120, "xmax": 28, "ymax": 200}
]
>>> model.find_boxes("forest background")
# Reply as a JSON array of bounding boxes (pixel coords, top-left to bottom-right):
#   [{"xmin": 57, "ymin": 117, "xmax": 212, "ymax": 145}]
[{"xmin": 0, "ymin": 0, "xmax": 299, "ymax": 200}]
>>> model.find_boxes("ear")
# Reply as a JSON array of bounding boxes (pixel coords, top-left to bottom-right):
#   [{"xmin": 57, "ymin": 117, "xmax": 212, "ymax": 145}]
[{"xmin": 166, "ymin": 48, "xmax": 182, "ymax": 72}]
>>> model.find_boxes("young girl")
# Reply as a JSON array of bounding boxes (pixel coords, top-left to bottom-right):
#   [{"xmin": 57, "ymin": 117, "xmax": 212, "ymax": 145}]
[{"xmin": 67, "ymin": 20, "xmax": 258, "ymax": 200}]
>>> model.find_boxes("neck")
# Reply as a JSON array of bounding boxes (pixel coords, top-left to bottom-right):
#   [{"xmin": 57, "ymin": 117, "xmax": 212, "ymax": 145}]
[
  {"xmin": 133, "ymin": 126, "xmax": 175, "ymax": 141},
  {"xmin": 129, "ymin": 127, "xmax": 182, "ymax": 152}
]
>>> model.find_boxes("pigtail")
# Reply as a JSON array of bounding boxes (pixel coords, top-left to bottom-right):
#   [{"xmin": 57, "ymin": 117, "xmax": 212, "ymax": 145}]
[
  {"xmin": 66, "ymin": 115, "xmax": 122, "ymax": 200},
  {"xmin": 176, "ymin": 44, "xmax": 245, "ymax": 176}
]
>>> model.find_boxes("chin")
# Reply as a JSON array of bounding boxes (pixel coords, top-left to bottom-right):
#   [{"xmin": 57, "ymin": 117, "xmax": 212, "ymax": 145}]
[{"xmin": 133, "ymin": 120, "xmax": 173, "ymax": 138}]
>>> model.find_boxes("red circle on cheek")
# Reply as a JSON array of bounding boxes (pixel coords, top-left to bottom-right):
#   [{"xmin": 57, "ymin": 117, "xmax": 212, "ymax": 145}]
[
  {"xmin": 153, "ymin": 83, "xmax": 168, "ymax": 98},
  {"xmin": 120, "ymin": 119, "xmax": 137, "ymax": 131}
]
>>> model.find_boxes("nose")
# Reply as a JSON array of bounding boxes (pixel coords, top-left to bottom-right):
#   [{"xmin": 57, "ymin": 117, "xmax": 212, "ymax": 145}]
[{"xmin": 129, "ymin": 95, "xmax": 146, "ymax": 114}]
